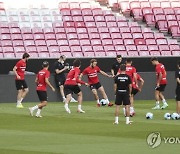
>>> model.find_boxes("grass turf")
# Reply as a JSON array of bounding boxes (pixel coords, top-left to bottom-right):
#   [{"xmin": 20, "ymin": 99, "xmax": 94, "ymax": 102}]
[{"xmin": 0, "ymin": 100, "xmax": 179, "ymax": 154}]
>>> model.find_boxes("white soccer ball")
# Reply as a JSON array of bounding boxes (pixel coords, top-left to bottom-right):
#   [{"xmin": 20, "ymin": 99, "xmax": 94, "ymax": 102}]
[
  {"xmin": 100, "ymin": 99, "xmax": 107, "ymax": 106},
  {"xmin": 164, "ymin": 113, "xmax": 171, "ymax": 120},
  {"xmin": 171, "ymin": 113, "xmax": 179, "ymax": 120},
  {"xmin": 146, "ymin": 112, "xmax": 153, "ymax": 119}
]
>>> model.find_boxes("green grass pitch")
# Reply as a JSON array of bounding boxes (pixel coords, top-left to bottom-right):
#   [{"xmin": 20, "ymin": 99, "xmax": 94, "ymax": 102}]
[{"xmin": 0, "ymin": 100, "xmax": 179, "ymax": 154}]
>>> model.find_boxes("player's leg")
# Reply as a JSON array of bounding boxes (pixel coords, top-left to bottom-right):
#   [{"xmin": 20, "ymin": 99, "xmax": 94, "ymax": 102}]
[
  {"xmin": 114, "ymin": 105, "xmax": 120, "ymax": 124},
  {"xmin": 76, "ymin": 91, "xmax": 85, "ymax": 113},
  {"xmin": 124, "ymin": 94, "xmax": 132, "ymax": 124},
  {"xmin": 130, "ymin": 94, "xmax": 135, "ymax": 116},
  {"xmin": 16, "ymin": 89, "xmax": 24, "ymax": 108},
  {"xmin": 176, "ymin": 87, "xmax": 180, "ymax": 116},
  {"xmin": 159, "ymin": 85, "xmax": 168, "ymax": 109},
  {"xmin": 152, "ymin": 90, "xmax": 161, "ymax": 109},
  {"xmin": 21, "ymin": 88, "xmax": 29, "ymax": 101},
  {"xmin": 36, "ymin": 101, "xmax": 47, "ymax": 118},
  {"xmin": 64, "ymin": 85, "xmax": 72, "ymax": 113},
  {"xmin": 59, "ymin": 85, "xmax": 66, "ymax": 102},
  {"xmin": 98, "ymin": 86, "xmax": 113, "ymax": 106},
  {"xmin": 91, "ymin": 88, "xmax": 100, "ymax": 106}
]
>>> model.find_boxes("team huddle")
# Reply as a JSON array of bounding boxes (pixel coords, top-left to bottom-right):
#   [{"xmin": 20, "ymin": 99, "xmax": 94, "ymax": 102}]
[{"xmin": 13, "ymin": 53, "xmax": 180, "ymax": 124}]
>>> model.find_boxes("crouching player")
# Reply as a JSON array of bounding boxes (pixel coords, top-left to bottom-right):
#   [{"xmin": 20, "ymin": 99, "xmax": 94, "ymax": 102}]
[
  {"xmin": 64, "ymin": 59, "xmax": 89, "ymax": 114},
  {"xmin": 114, "ymin": 64, "xmax": 133, "ymax": 125},
  {"xmin": 29, "ymin": 61, "xmax": 55, "ymax": 118}
]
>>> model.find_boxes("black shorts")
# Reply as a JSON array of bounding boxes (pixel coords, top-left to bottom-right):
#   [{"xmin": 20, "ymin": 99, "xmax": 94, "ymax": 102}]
[
  {"xmin": 64, "ymin": 85, "xmax": 81, "ymax": 96},
  {"xmin": 90, "ymin": 82, "xmax": 102, "ymax": 90},
  {"xmin": 155, "ymin": 84, "xmax": 166, "ymax": 92},
  {"xmin": 131, "ymin": 88, "xmax": 139, "ymax": 96},
  {"xmin": 176, "ymin": 86, "xmax": 180, "ymax": 101},
  {"xmin": 55, "ymin": 77, "xmax": 66, "ymax": 88},
  {"xmin": 15, "ymin": 80, "xmax": 28, "ymax": 90},
  {"xmin": 37, "ymin": 90, "xmax": 48, "ymax": 102},
  {"xmin": 115, "ymin": 92, "xmax": 130, "ymax": 106}
]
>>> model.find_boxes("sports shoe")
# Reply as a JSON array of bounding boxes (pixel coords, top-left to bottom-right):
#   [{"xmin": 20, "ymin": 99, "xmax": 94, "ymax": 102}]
[
  {"xmin": 152, "ymin": 105, "xmax": 160, "ymax": 110},
  {"xmin": 113, "ymin": 121, "xmax": 119, "ymax": 125},
  {"xmin": 126, "ymin": 121, "xmax": 133, "ymax": 124},
  {"xmin": 16, "ymin": 104, "xmax": 24, "ymax": 109},
  {"xmin": 108, "ymin": 102, "xmax": 113, "ymax": 107},
  {"xmin": 36, "ymin": 114, "xmax": 42, "ymax": 118},
  {"xmin": 97, "ymin": 103, "xmax": 101, "ymax": 107},
  {"xmin": 64, "ymin": 105, "xmax": 71, "ymax": 114},
  {"xmin": 130, "ymin": 112, "xmax": 136, "ymax": 117},
  {"xmin": 77, "ymin": 109, "xmax": 85, "ymax": 113},
  {"xmin": 161, "ymin": 103, "xmax": 168, "ymax": 109},
  {"xmin": 70, "ymin": 97, "xmax": 78, "ymax": 103},
  {"xmin": 29, "ymin": 107, "xmax": 33, "ymax": 116},
  {"xmin": 63, "ymin": 98, "xmax": 66, "ymax": 103}
]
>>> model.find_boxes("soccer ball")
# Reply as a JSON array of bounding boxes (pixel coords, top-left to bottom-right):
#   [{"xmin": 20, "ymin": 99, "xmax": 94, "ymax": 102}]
[
  {"xmin": 100, "ymin": 99, "xmax": 107, "ymax": 106},
  {"xmin": 146, "ymin": 112, "xmax": 153, "ymax": 119},
  {"xmin": 164, "ymin": 113, "xmax": 171, "ymax": 120},
  {"xmin": 171, "ymin": 113, "xmax": 179, "ymax": 120}
]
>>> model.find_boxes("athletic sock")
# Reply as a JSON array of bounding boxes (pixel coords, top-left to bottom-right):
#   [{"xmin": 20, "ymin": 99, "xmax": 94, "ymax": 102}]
[
  {"xmin": 123, "ymin": 107, "xmax": 126, "ymax": 116},
  {"xmin": 126, "ymin": 117, "xmax": 130, "ymax": 123},
  {"xmin": 64, "ymin": 103, "xmax": 68, "ymax": 108},
  {"xmin": 130, "ymin": 107, "xmax": 134, "ymax": 113},
  {"xmin": 115, "ymin": 116, "xmax": 118, "ymax": 123},
  {"xmin": 162, "ymin": 99, "xmax": 167, "ymax": 104},
  {"xmin": 156, "ymin": 101, "xmax": 160, "ymax": 106},
  {"xmin": 97, "ymin": 99, "xmax": 100, "ymax": 104},
  {"xmin": 78, "ymin": 105, "xmax": 81, "ymax": 110},
  {"xmin": 36, "ymin": 109, "xmax": 41, "ymax": 115},
  {"xmin": 32, "ymin": 105, "xmax": 38, "ymax": 111},
  {"xmin": 105, "ymin": 99, "xmax": 110, "ymax": 104}
]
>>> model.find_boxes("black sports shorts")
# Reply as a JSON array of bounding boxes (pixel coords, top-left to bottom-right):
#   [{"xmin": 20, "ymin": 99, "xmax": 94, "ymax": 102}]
[
  {"xmin": 155, "ymin": 84, "xmax": 166, "ymax": 92},
  {"xmin": 37, "ymin": 90, "xmax": 48, "ymax": 102},
  {"xmin": 64, "ymin": 85, "xmax": 81, "ymax": 96},
  {"xmin": 115, "ymin": 92, "xmax": 130, "ymax": 106},
  {"xmin": 131, "ymin": 88, "xmax": 139, "ymax": 96},
  {"xmin": 15, "ymin": 80, "xmax": 28, "ymax": 90},
  {"xmin": 55, "ymin": 77, "xmax": 66, "ymax": 88},
  {"xmin": 90, "ymin": 82, "xmax": 102, "ymax": 90},
  {"xmin": 176, "ymin": 86, "xmax": 180, "ymax": 101}
]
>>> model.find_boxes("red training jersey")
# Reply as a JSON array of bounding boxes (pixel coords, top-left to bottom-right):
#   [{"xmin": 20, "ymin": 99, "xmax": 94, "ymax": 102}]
[
  {"xmin": 65, "ymin": 67, "xmax": 85, "ymax": 85},
  {"xmin": 82, "ymin": 66, "xmax": 100, "ymax": 85},
  {"xmin": 132, "ymin": 73, "xmax": 142, "ymax": 89},
  {"xmin": 15, "ymin": 59, "xmax": 26, "ymax": 80},
  {"xmin": 36, "ymin": 68, "xmax": 50, "ymax": 91},
  {"xmin": 125, "ymin": 65, "xmax": 137, "ymax": 81},
  {"xmin": 155, "ymin": 63, "xmax": 167, "ymax": 84}
]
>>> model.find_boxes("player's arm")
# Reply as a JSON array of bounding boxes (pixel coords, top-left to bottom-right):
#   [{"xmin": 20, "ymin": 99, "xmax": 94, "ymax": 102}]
[
  {"xmin": 45, "ymin": 78, "xmax": 55, "ymax": 91},
  {"xmin": 129, "ymin": 84, "xmax": 132, "ymax": 96},
  {"xmin": 138, "ymin": 78, "xmax": 144, "ymax": 92},
  {"xmin": 111, "ymin": 69, "xmax": 115, "ymax": 77},
  {"xmin": 13, "ymin": 65, "xmax": 21, "ymax": 79},
  {"xmin": 114, "ymin": 83, "xmax": 117, "ymax": 94},
  {"xmin": 35, "ymin": 76, "xmax": 38, "ymax": 83},
  {"xmin": 157, "ymin": 72, "xmax": 162, "ymax": 87},
  {"xmin": 79, "ymin": 73, "xmax": 83, "ymax": 80},
  {"xmin": 100, "ymin": 70, "xmax": 112, "ymax": 78},
  {"xmin": 176, "ymin": 77, "xmax": 180, "ymax": 84},
  {"xmin": 55, "ymin": 67, "xmax": 68, "ymax": 74}
]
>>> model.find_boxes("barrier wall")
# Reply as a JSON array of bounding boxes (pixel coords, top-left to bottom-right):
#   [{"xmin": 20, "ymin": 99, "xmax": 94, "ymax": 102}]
[{"xmin": 0, "ymin": 71, "xmax": 176, "ymax": 103}]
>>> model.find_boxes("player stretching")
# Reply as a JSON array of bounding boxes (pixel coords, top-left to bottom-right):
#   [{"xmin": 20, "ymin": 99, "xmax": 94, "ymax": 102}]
[
  {"xmin": 80, "ymin": 59, "xmax": 113, "ymax": 107},
  {"xmin": 114, "ymin": 64, "xmax": 132, "ymax": 125},
  {"xmin": 29, "ymin": 61, "xmax": 55, "ymax": 118},
  {"xmin": 13, "ymin": 53, "xmax": 30, "ymax": 108},
  {"xmin": 151, "ymin": 57, "xmax": 168, "ymax": 109},
  {"xmin": 175, "ymin": 61, "xmax": 180, "ymax": 116},
  {"xmin": 64, "ymin": 59, "xmax": 89, "ymax": 114},
  {"xmin": 130, "ymin": 73, "xmax": 144, "ymax": 116}
]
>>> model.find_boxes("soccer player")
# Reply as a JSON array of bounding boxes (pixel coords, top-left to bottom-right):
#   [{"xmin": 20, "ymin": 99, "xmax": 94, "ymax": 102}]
[
  {"xmin": 13, "ymin": 52, "xmax": 30, "ymax": 108},
  {"xmin": 114, "ymin": 64, "xmax": 132, "ymax": 125},
  {"xmin": 130, "ymin": 73, "xmax": 144, "ymax": 116},
  {"xmin": 64, "ymin": 59, "xmax": 89, "ymax": 114},
  {"xmin": 111, "ymin": 55, "xmax": 122, "ymax": 77},
  {"xmin": 151, "ymin": 57, "xmax": 168, "ymax": 109},
  {"xmin": 54, "ymin": 55, "xmax": 77, "ymax": 102},
  {"xmin": 80, "ymin": 59, "xmax": 113, "ymax": 107},
  {"xmin": 29, "ymin": 61, "xmax": 55, "ymax": 118},
  {"xmin": 121, "ymin": 59, "xmax": 137, "ymax": 115},
  {"xmin": 175, "ymin": 61, "xmax": 180, "ymax": 116}
]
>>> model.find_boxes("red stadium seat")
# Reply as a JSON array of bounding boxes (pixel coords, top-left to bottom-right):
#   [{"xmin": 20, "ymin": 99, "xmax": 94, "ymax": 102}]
[
  {"xmin": 45, "ymin": 34, "xmax": 56, "ymax": 40},
  {"xmin": 150, "ymin": 51, "xmax": 161, "ymax": 56},
  {"xmin": 126, "ymin": 45, "xmax": 137, "ymax": 51},
  {"xmin": 100, "ymin": 33, "xmax": 111, "ymax": 39},
  {"xmin": 134, "ymin": 39, "xmax": 146, "ymax": 45},
  {"xmin": 156, "ymin": 20, "xmax": 168, "ymax": 32},
  {"xmin": 124, "ymin": 39, "xmax": 134, "ymax": 45},
  {"xmin": 71, "ymin": 9, "xmax": 82, "ymax": 16},
  {"xmin": 1, "ymin": 40, "xmax": 12, "ymax": 47},
  {"xmin": 153, "ymin": 7, "xmax": 164, "ymax": 15},
  {"xmin": 48, "ymin": 46, "xmax": 59, "ymax": 53},
  {"xmin": 111, "ymin": 33, "xmax": 122, "ymax": 39},
  {"xmin": 24, "ymin": 40, "xmax": 35, "ymax": 46},
  {"xmin": 46, "ymin": 40, "xmax": 57, "ymax": 46},
  {"xmin": 98, "ymin": 27, "xmax": 109, "ymax": 33},
  {"xmin": 80, "ymin": 39, "xmax": 91, "ymax": 46},
  {"xmin": 75, "ymin": 22, "xmax": 86, "ymax": 28},
  {"xmin": 78, "ymin": 33, "xmax": 89, "ymax": 39},
  {"xmin": 72, "ymin": 52, "xmax": 84, "ymax": 58},
  {"xmin": 11, "ymin": 34, "xmax": 23, "ymax": 40},
  {"xmin": 67, "ymin": 33, "xmax": 78, "ymax": 40},
  {"xmin": 85, "ymin": 22, "xmax": 96, "ymax": 28},
  {"xmin": 93, "ymin": 45, "xmax": 104, "ymax": 52},
  {"xmin": 70, "ymin": 46, "xmax": 82, "ymax": 52},
  {"xmin": 113, "ymin": 39, "xmax": 124, "ymax": 45},
  {"xmin": 132, "ymin": 33, "xmax": 143, "ymax": 39},
  {"xmin": 57, "ymin": 40, "xmax": 69, "ymax": 46},
  {"xmin": 13, "ymin": 40, "xmax": 24, "ymax": 46},
  {"xmin": 83, "ymin": 51, "xmax": 95, "ymax": 57},
  {"xmin": 92, "ymin": 8, "xmax": 103, "ymax": 16},
  {"xmin": 137, "ymin": 45, "xmax": 148, "ymax": 51},
  {"xmin": 115, "ymin": 45, "xmax": 126, "ymax": 51},
  {"xmin": 69, "ymin": 40, "xmax": 80, "ymax": 46},
  {"xmin": 14, "ymin": 46, "xmax": 25, "ymax": 53},
  {"xmin": 55, "ymin": 33, "xmax": 67, "ymax": 40},
  {"xmin": 156, "ymin": 38, "xmax": 167, "ymax": 45},
  {"xmin": 25, "ymin": 46, "xmax": 37, "ymax": 52},
  {"xmin": 146, "ymin": 39, "xmax": 156, "ymax": 45},
  {"xmin": 170, "ymin": 44, "xmax": 180, "ymax": 51},
  {"xmin": 43, "ymin": 27, "xmax": 54, "ymax": 34},
  {"xmin": 59, "ymin": 46, "xmax": 71, "ymax": 52},
  {"xmin": 107, "ymin": 22, "xmax": 117, "ymax": 28},
  {"xmin": 164, "ymin": 8, "xmax": 175, "ymax": 15},
  {"xmin": 91, "ymin": 39, "xmax": 102, "ymax": 46},
  {"xmin": 89, "ymin": 33, "xmax": 100, "ymax": 39},
  {"xmin": 128, "ymin": 51, "xmax": 139, "ymax": 57},
  {"xmin": 160, "ymin": 51, "xmax": 172, "ymax": 56},
  {"xmin": 169, "ymin": 26, "xmax": 180, "ymax": 38},
  {"xmin": 172, "ymin": 51, "xmax": 180, "ymax": 56},
  {"xmin": 121, "ymin": 33, "xmax": 133, "ymax": 39},
  {"xmin": 144, "ymin": 14, "xmax": 155, "ymax": 26},
  {"xmin": 94, "ymin": 52, "xmax": 106, "ymax": 57},
  {"xmin": 35, "ymin": 40, "xmax": 46, "ymax": 46},
  {"xmin": 82, "ymin": 8, "xmax": 93, "ymax": 16},
  {"xmin": 82, "ymin": 46, "xmax": 93, "ymax": 52},
  {"xmin": 148, "ymin": 45, "xmax": 159, "ymax": 51},
  {"xmin": 159, "ymin": 45, "xmax": 170, "ymax": 51},
  {"xmin": 84, "ymin": 16, "xmax": 94, "ymax": 22},
  {"xmin": 102, "ymin": 39, "xmax": 113, "ymax": 45},
  {"xmin": 139, "ymin": 51, "xmax": 150, "ymax": 56},
  {"xmin": 106, "ymin": 51, "xmax": 117, "ymax": 57}
]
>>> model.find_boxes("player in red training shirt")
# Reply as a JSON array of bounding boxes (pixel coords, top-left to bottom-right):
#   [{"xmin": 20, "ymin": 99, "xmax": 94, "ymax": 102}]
[
  {"xmin": 80, "ymin": 59, "xmax": 113, "ymax": 107},
  {"xmin": 130, "ymin": 73, "xmax": 144, "ymax": 116},
  {"xmin": 13, "ymin": 53, "xmax": 30, "ymax": 108},
  {"xmin": 151, "ymin": 57, "xmax": 168, "ymax": 109},
  {"xmin": 29, "ymin": 61, "xmax": 55, "ymax": 118},
  {"xmin": 64, "ymin": 59, "xmax": 89, "ymax": 114},
  {"xmin": 119, "ymin": 59, "xmax": 138, "ymax": 115}
]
